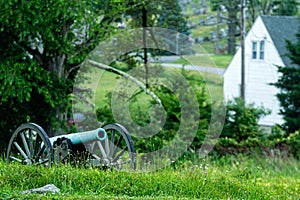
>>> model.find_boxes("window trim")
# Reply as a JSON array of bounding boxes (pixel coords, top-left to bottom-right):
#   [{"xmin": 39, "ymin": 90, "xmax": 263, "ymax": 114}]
[
  {"xmin": 251, "ymin": 40, "xmax": 265, "ymax": 61},
  {"xmin": 252, "ymin": 41, "xmax": 257, "ymax": 59},
  {"xmin": 259, "ymin": 40, "xmax": 265, "ymax": 60}
]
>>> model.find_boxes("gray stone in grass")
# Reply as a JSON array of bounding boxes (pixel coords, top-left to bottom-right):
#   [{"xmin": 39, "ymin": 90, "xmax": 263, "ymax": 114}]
[{"xmin": 22, "ymin": 184, "xmax": 60, "ymax": 194}]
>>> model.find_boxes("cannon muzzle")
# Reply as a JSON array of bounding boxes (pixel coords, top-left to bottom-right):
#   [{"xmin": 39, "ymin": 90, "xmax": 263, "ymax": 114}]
[{"xmin": 49, "ymin": 128, "xmax": 107, "ymax": 146}]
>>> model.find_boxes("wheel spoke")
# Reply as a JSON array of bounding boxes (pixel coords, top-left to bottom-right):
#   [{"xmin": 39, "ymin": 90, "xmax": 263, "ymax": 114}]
[
  {"xmin": 9, "ymin": 156, "xmax": 23, "ymax": 163},
  {"xmin": 33, "ymin": 159, "xmax": 49, "ymax": 166},
  {"xmin": 91, "ymin": 153, "xmax": 101, "ymax": 160},
  {"xmin": 109, "ymin": 130, "xmax": 115, "ymax": 157},
  {"xmin": 112, "ymin": 147, "xmax": 127, "ymax": 163},
  {"xmin": 97, "ymin": 141, "xmax": 107, "ymax": 159},
  {"xmin": 112, "ymin": 160, "xmax": 132, "ymax": 166},
  {"xmin": 111, "ymin": 136, "xmax": 122, "ymax": 158},
  {"xmin": 29, "ymin": 129, "xmax": 34, "ymax": 156},
  {"xmin": 20, "ymin": 132, "xmax": 31, "ymax": 158},
  {"xmin": 89, "ymin": 142, "xmax": 96, "ymax": 153},
  {"xmin": 13, "ymin": 142, "xmax": 28, "ymax": 160},
  {"xmin": 35, "ymin": 144, "xmax": 46, "ymax": 159},
  {"xmin": 100, "ymin": 124, "xmax": 136, "ymax": 170},
  {"xmin": 34, "ymin": 135, "xmax": 41, "ymax": 159},
  {"xmin": 105, "ymin": 137, "xmax": 110, "ymax": 158},
  {"xmin": 7, "ymin": 123, "xmax": 53, "ymax": 166}
]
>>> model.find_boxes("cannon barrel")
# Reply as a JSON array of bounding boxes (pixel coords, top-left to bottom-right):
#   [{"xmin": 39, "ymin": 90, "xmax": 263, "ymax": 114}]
[
  {"xmin": 6, "ymin": 123, "xmax": 136, "ymax": 169},
  {"xmin": 49, "ymin": 128, "xmax": 107, "ymax": 146}
]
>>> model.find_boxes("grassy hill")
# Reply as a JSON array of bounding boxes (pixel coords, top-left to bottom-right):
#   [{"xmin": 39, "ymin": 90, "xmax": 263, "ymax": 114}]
[
  {"xmin": 73, "ymin": 63, "xmax": 223, "ymax": 113},
  {"xmin": 1, "ymin": 156, "xmax": 299, "ymax": 199}
]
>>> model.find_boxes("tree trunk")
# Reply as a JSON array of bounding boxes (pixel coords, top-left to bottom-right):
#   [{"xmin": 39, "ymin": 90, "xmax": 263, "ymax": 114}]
[
  {"xmin": 227, "ymin": 8, "xmax": 238, "ymax": 54},
  {"xmin": 46, "ymin": 55, "xmax": 66, "ymax": 137},
  {"xmin": 142, "ymin": 6, "xmax": 149, "ymax": 88}
]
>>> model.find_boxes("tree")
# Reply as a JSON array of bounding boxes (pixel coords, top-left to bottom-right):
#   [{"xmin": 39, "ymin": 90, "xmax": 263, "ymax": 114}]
[
  {"xmin": 117, "ymin": 0, "xmax": 193, "ymax": 87},
  {"xmin": 273, "ymin": 27, "xmax": 300, "ymax": 133},
  {"xmin": 211, "ymin": 0, "xmax": 299, "ymax": 54},
  {"xmin": 247, "ymin": 0, "xmax": 272, "ymax": 25},
  {"xmin": 247, "ymin": 0, "xmax": 298, "ymax": 26},
  {"xmin": 210, "ymin": 0, "xmax": 240, "ymax": 54},
  {"xmin": 156, "ymin": 0, "xmax": 193, "ymax": 55},
  {"xmin": 272, "ymin": 0, "xmax": 298, "ymax": 16},
  {"xmin": 126, "ymin": 0, "xmax": 193, "ymax": 56},
  {"xmin": 0, "ymin": 0, "xmax": 193, "ymax": 151},
  {"xmin": 0, "ymin": 0, "xmax": 125, "ymax": 140}
]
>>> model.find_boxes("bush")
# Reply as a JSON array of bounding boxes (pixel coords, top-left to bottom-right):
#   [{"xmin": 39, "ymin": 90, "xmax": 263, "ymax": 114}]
[
  {"xmin": 221, "ymin": 98, "xmax": 270, "ymax": 142},
  {"xmin": 287, "ymin": 131, "xmax": 300, "ymax": 159},
  {"xmin": 96, "ymin": 70, "xmax": 212, "ymax": 153}
]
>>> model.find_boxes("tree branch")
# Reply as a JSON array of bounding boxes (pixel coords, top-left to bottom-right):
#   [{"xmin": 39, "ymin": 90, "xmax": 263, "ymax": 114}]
[
  {"xmin": 87, "ymin": 59, "xmax": 162, "ymax": 106},
  {"xmin": 65, "ymin": 63, "xmax": 82, "ymax": 79},
  {"xmin": 20, "ymin": 43, "xmax": 43, "ymax": 64},
  {"xmin": 73, "ymin": 86, "xmax": 92, "ymax": 93},
  {"xmin": 73, "ymin": 92, "xmax": 95, "ymax": 109}
]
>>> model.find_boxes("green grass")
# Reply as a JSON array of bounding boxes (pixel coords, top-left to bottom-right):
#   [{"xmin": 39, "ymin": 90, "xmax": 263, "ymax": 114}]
[
  {"xmin": 184, "ymin": 3, "xmax": 229, "ymax": 55},
  {"xmin": 172, "ymin": 54, "xmax": 233, "ymax": 68},
  {"xmin": 0, "ymin": 156, "xmax": 299, "ymax": 199},
  {"xmin": 74, "ymin": 62, "xmax": 224, "ymax": 112},
  {"xmin": 210, "ymin": 54, "xmax": 233, "ymax": 68}
]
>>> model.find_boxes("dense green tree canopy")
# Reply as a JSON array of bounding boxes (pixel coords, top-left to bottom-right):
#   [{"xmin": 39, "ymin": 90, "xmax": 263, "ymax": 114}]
[
  {"xmin": 272, "ymin": 0, "xmax": 298, "ymax": 16},
  {"xmin": 0, "ymin": 0, "xmax": 193, "ymax": 151},
  {"xmin": 0, "ymin": 0, "xmax": 124, "ymax": 145}
]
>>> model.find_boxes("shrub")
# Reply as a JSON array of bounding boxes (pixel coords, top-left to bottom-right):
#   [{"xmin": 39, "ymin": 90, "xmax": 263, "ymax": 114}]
[
  {"xmin": 221, "ymin": 98, "xmax": 270, "ymax": 142},
  {"xmin": 287, "ymin": 131, "xmax": 300, "ymax": 159},
  {"xmin": 96, "ymin": 70, "xmax": 212, "ymax": 153}
]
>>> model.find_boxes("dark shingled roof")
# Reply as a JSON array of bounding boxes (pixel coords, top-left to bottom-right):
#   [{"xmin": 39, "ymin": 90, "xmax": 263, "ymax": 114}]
[{"xmin": 261, "ymin": 15, "xmax": 299, "ymax": 68}]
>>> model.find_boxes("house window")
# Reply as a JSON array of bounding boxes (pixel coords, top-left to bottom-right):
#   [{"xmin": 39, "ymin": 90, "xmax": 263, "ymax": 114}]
[
  {"xmin": 252, "ymin": 40, "xmax": 265, "ymax": 60},
  {"xmin": 252, "ymin": 41, "xmax": 257, "ymax": 59},
  {"xmin": 259, "ymin": 41, "xmax": 265, "ymax": 60}
]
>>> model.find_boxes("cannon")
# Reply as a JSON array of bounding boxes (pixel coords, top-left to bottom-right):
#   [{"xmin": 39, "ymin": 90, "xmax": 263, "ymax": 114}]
[{"xmin": 6, "ymin": 123, "xmax": 136, "ymax": 170}]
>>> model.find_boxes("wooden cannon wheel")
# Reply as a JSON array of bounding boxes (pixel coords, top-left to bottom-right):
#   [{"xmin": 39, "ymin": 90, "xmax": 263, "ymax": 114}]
[
  {"xmin": 88, "ymin": 123, "xmax": 136, "ymax": 170},
  {"xmin": 6, "ymin": 123, "xmax": 54, "ymax": 166},
  {"xmin": 6, "ymin": 123, "xmax": 136, "ymax": 170}
]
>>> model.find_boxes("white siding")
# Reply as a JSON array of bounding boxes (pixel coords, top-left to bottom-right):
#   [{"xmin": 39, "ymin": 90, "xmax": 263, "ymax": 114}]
[{"xmin": 224, "ymin": 16, "xmax": 284, "ymax": 126}]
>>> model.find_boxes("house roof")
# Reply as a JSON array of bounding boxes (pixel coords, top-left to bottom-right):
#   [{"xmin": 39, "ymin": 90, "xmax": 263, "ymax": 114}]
[{"xmin": 261, "ymin": 15, "xmax": 299, "ymax": 68}]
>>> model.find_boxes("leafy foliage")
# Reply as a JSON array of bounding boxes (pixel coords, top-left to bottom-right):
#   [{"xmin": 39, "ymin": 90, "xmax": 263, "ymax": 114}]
[
  {"xmin": 221, "ymin": 98, "xmax": 270, "ymax": 142},
  {"xmin": 210, "ymin": 0, "xmax": 299, "ymax": 53},
  {"xmin": 287, "ymin": 131, "xmax": 300, "ymax": 159},
  {"xmin": 0, "ymin": 0, "xmax": 125, "ymax": 149},
  {"xmin": 272, "ymin": 24, "xmax": 300, "ymax": 133},
  {"xmin": 210, "ymin": 0, "xmax": 240, "ymax": 54},
  {"xmin": 126, "ymin": 0, "xmax": 194, "ymax": 56},
  {"xmin": 96, "ymin": 68, "xmax": 211, "ymax": 153},
  {"xmin": 273, "ymin": 66, "xmax": 300, "ymax": 133},
  {"xmin": 247, "ymin": 0, "xmax": 298, "ymax": 25},
  {"xmin": 272, "ymin": 0, "xmax": 298, "ymax": 16}
]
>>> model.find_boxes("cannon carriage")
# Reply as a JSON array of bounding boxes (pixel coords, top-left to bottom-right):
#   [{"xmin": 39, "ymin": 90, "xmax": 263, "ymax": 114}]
[{"xmin": 6, "ymin": 122, "xmax": 136, "ymax": 170}]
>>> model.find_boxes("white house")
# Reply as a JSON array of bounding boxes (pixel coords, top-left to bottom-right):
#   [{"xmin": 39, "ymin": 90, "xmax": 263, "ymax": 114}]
[{"xmin": 223, "ymin": 15, "xmax": 299, "ymax": 127}]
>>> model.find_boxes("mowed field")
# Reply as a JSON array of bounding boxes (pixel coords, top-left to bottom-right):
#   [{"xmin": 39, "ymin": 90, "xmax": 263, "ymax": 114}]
[
  {"xmin": 73, "ymin": 61, "xmax": 224, "ymax": 113},
  {"xmin": 2, "ymin": 62, "xmax": 300, "ymax": 199},
  {"xmin": 0, "ymin": 156, "xmax": 299, "ymax": 199}
]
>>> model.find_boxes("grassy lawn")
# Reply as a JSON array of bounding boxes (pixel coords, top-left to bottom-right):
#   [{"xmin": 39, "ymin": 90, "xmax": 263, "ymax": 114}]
[
  {"xmin": 184, "ymin": 2, "xmax": 229, "ymax": 55},
  {"xmin": 73, "ymin": 62, "xmax": 224, "ymax": 112},
  {"xmin": 172, "ymin": 54, "xmax": 233, "ymax": 68},
  {"xmin": 0, "ymin": 156, "xmax": 299, "ymax": 199}
]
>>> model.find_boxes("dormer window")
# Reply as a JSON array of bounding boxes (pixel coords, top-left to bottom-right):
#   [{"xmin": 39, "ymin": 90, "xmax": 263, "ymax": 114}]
[{"xmin": 252, "ymin": 40, "xmax": 265, "ymax": 60}]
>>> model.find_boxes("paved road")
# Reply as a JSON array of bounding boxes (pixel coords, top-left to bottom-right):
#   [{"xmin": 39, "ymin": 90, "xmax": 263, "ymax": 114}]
[
  {"xmin": 150, "ymin": 56, "xmax": 180, "ymax": 63},
  {"xmin": 160, "ymin": 63, "xmax": 225, "ymax": 75}
]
